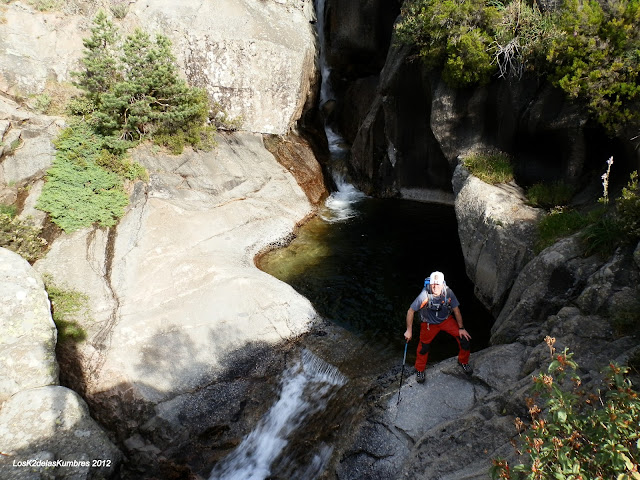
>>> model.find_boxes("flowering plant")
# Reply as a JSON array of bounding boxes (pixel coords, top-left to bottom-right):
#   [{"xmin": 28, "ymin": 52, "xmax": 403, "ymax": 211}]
[{"xmin": 491, "ymin": 336, "xmax": 640, "ymax": 480}]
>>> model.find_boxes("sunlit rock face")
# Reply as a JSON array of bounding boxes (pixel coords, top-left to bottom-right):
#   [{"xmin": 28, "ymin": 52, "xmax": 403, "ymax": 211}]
[{"xmin": 0, "ymin": 0, "xmax": 318, "ymax": 136}]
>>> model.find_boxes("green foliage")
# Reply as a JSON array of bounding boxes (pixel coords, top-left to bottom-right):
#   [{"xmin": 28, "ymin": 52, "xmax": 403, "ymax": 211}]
[
  {"xmin": 72, "ymin": 13, "xmax": 210, "ymax": 151},
  {"xmin": 28, "ymin": 0, "xmax": 62, "ymax": 11},
  {"xmin": 396, "ymin": 0, "xmax": 640, "ymax": 133},
  {"xmin": 535, "ymin": 207, "xmax": 592, "ymax": 253},
  {"xmin": 547, "ymin": 0, "xmax": 640, "ymax": 136},
  {"xmin": 95, "ymin": 149, "xmax": 148, "ymax": 181},
  {"xmin": 109, "ymin": 0, "xmax": 129, "ymax": 19},
  {"xmin": 491, "ymin": 340, "xmax": 640, "ymax": 480},
  {"xmin": 0, "ymin": 213, "xmax": 47, "ymax": 263},
  {"xmin": 535, "ymin": 170, "xmax": 640, "ymax": 255},
  {"xmin": 43, "ymin": 275, "xmax": 89, "ymax": 343},
  {"xmin": 526, "ymin": 181, "xmax": 575, "ymax": 209},
  {"xmin": 0, "ymin": 204, "xmax": 17, "ymax": 217},
  {"xmin": 396, "ymin": 0, "xmax": 500, "ymax": 86},
  {"xmin": 462, "ymin": 151, "xmax": 514, "ymax": 184},
  {"xmin": 580, "ymin": 214, "xmax": 624, "ymax": 257},
  {"xmin": 617, "ymin": 171, "xmax": 640, "ymax": 243},
  {"xmin": 491, "ymin": 0, "xmax": 559, "ymax": 79},
  {"xmin": 31, "ymin": 93, "xmax": 52, "ymax": 114},
  {"xmin": 36, "ymin": 122, "xmax": 130, "ymax": 232}
]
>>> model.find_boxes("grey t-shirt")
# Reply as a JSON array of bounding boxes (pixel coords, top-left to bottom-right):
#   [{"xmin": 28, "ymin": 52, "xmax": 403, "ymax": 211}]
[{"xmin": 410, "ymin": 286, "xmax": 459, "ymax": 324}]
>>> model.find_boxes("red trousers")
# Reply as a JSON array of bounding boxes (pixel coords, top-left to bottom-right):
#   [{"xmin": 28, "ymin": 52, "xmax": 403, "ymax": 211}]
[{"xmin": 415, "ymin": 315, "xmax": 470, "ymax": 372}]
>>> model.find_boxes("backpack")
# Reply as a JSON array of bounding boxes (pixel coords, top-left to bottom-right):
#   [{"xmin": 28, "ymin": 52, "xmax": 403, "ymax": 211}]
[{"xmin": 420, "ymin": 277, "xmax": 452, "ymax": 317}]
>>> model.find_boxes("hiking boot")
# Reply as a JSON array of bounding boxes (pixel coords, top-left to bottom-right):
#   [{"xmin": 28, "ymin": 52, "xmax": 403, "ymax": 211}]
[
  {"xmin": 459, "ymin": 362, "xmax": 473, "ymax": 376},
  {"xmin": 416, "ymin": 370, "xmax": 426, "ymax": 383}
]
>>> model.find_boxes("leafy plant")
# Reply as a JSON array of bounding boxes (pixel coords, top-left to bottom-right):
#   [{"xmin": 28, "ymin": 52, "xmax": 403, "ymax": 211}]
[
  {"xmin": 37, "ymin": 155, "xmax": 128, "ymax": 232},
  {"xmin": 0, "ymin": 204, "xmax": 17, "ymax": 217},
  {"xmin": 547, "ymin": 0, "xmax": 640, "ymax": 136},
  {"xmin": 462, "ymin": 151, "xmax": 514, "ymax": 184},
  {"xmin": 31, "ymin": 93, "xmax": 52, "ymax": 114},
  {"xmin": 491, "ymin": 337, "xmax": 640, "ymax": 480},
  {"xmin": 396, "ymin": 0, "xmax": 500, "ymax": 86},
  {"xmin": 210, "ymin": 101, "xmax": 243, "ymax": 131},
  {"xmin": 43, "ymin": 274, "xmax": 89, "ymax": 343},
  {"xmin": 491, "ymin": 0, "xmax": 559, "ymax": 79},
  {"xmin": 36, "ymin": 122, "xmax": 130, "ymax": 232}
]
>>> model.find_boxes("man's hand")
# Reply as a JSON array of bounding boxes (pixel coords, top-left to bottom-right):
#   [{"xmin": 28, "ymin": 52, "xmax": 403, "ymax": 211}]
[
  {"xmin": 404, "ymin": 329, "xmax": 412, "ymax": 342},
  {"xmin": 459, "ymin": 328, "xmax": 472, "ymax": 341}
]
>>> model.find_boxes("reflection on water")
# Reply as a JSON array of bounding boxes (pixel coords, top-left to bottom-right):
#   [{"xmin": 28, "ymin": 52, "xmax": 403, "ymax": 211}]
[{"xmin": 258, "ymin": 197, "xmax": 493, "ymax": 363}]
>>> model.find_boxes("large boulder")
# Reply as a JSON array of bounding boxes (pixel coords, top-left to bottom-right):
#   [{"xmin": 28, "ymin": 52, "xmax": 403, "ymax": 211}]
[
  {"xmin": 33, "ymin": 132, "xmax": 321, "ymax": 476},
  {"xmin": 453, "ymin": 164, "xmax": 543, "ymax": 316},
  {"xmin": 0, "ymin": 386, "xmax": 122, "ymax": 480},
  {"xmin": 0, "ymin": 247, "xmax": 122, "ymax": 479},
  {"xmin": 0, "ymin": 247, "xmax": 57, "ymax": 404},
  {"xmin": 491, "ymin": 235, "xmax": 602, "ymax": 344},
  {"xmin": 0, "ymin": 0, "xmax": 318, "ymax": 136}
]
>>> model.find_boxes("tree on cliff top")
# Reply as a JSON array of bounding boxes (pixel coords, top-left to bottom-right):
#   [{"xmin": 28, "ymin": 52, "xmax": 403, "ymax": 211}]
[{"xmin": 71, "ymin": 11, "xmax": 213, "ymax": 154}]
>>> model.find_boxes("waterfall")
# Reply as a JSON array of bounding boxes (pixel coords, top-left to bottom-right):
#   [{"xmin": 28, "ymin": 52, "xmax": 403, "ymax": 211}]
[
  {"xmin": 208, "ymin": 350, "xmax": 347, "ymax": 480},
  {"xmin": 315, "ymin": 0, "xmax": 366, "ymax": 223}
]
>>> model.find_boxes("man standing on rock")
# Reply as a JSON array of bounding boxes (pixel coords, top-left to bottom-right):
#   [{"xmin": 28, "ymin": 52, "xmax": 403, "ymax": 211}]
[{"xmin": 403, "ymin": 271, "xmax": 473, "ymax": 383}]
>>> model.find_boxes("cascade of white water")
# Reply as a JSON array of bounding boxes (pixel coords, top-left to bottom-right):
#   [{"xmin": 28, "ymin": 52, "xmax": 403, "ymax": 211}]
[
  {"xmin": 315, "ymin": 0, "xmax": 366, "ymax": 222},
  {"xmin": 208, "ymin": 350, "xmax": 346, "ymax": 480}
]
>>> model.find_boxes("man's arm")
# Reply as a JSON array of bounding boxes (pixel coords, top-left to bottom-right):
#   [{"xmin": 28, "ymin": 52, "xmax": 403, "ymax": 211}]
[
  {"xmin": 404, "ymin": 308, "xmax": 415, "ymax": 342},
  {"xmin": 452, "ymin": 306, "xmax": 471, "ymax": 341}
]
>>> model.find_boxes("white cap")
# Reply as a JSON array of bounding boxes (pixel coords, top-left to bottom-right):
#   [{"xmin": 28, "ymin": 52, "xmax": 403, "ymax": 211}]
[{"xmin": 429, "ymin": 271, "xmax": 445, "ymax": 285}]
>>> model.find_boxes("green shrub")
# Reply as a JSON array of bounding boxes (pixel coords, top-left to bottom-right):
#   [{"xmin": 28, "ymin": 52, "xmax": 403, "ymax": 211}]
[
  {"xmin": 0, "ymin": 204, "xmax": 17, "ymax": 217},
  {"xmin": 491, "ymin": 339, "xmax": 640, "ymax": 480},
  {"xmin": 31, "ymin": 93, "xmax": 52, "ymax": 114},
  {"xmin": 396, "ymin": 0, "xmax": 640, "ymax": 134},
  {"xmin": 547, "ymin": 0, "xmax": 640, "ymax": 136},
  {"xmin": 37, "ymin": 156, "xmax": 128, "ymax": 232},
  {"xmin": 526, "ymin": 182, "xmax": 575, "ymax": 209},
  {"xmin": 95, "ymin": 149, "xmax": 148, "ymax": 181},
  {"xmin": 535, "ymin": 207, "xmax": 591, "ymax": 253},
  {"xmin": 617, "ymin": 171, "xmax": 640, "ymax": 244},
  {"xmin": 43, "ymin": 275, "xmax": 89, "ymax": 343},
  {"xmin": 462, "ymin": 151, "xmax": 514, "ymax": 184},
  {"xmin": 396, "ymin": 0, "xmax": 500, "ymax": 87},
  {"xmin": 580, "ymin": 214, "xmax": 624, "ymax": 257},
  {"xmin": 0, "ymin": 213, "xmax": 47, "ymax": 263}
]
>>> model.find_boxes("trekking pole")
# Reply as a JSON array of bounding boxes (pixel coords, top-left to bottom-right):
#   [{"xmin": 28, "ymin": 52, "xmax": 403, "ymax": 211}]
[{"xmin": 396, "ymin": 341, "xmax": 408, "ymax": 406}]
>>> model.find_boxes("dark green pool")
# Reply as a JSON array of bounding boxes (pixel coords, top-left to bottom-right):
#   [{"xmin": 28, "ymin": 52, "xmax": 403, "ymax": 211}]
[{"xmin": 257, "ymin": 195, "xmax": 493, "ymax": 366}]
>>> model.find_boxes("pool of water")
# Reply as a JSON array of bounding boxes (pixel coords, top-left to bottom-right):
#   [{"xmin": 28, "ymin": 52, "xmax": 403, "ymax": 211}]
[{"xmin": 257, "ymin": 196, "xmax": 493, "ymax": 365}]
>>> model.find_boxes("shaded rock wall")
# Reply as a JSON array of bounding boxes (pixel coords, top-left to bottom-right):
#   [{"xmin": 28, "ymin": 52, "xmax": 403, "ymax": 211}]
[{"xmin": 321, "ymin": 0, "xmax": 637, "ymax": 198}]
